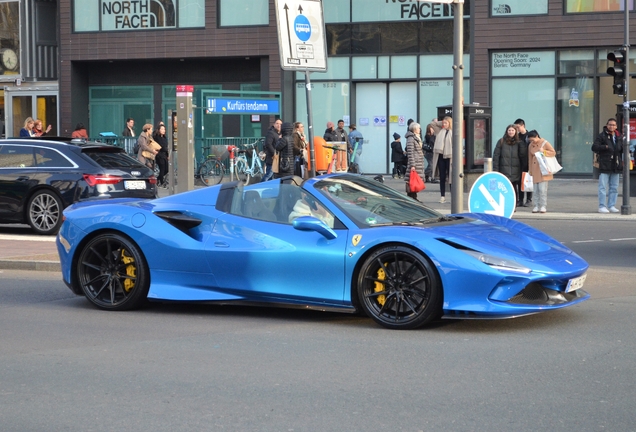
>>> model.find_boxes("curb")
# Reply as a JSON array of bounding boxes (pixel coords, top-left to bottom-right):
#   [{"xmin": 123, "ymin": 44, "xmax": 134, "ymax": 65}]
[{"xmin": 0, "ymin": 260, "xmax": 61, "ymax": 272}]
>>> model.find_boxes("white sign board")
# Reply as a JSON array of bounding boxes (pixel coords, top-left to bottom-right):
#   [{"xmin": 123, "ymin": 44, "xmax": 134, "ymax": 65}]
[{"xmin": 274, "ymin": 0, "xmax": 328, "ymax": 72}]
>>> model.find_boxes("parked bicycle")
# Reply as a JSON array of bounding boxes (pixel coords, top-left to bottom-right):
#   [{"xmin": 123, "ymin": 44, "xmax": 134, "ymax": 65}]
[
  {"xmin": 234, "ymin": 139, "xmax": 265, "ymax": 185},
  {"xmin": 196, "ymin": 146, "xmax": 225, "ymax": 186}
]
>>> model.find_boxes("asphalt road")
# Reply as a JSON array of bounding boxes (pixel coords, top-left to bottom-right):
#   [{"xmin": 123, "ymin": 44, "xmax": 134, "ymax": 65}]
[{"xmin": 1, "ymin": 261, "xmax": 635, "ymax": 431}]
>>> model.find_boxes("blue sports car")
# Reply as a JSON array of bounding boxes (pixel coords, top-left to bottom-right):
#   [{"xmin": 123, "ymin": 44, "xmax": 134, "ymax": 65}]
[{"xmin": 56, "ymin": 174, "xmax": 589, "ymax": 330}]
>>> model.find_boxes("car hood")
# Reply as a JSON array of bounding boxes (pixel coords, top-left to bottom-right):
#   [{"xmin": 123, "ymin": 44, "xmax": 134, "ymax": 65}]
[{"xmin": 425, "ymin": 213, "xmax": 574, "ymax": 263}]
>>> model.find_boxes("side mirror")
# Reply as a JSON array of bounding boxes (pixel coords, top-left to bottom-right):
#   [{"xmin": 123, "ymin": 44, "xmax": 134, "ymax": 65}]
[{"xmin": 292, "ymin": 216, "xmax": 338, "ymax": 240}]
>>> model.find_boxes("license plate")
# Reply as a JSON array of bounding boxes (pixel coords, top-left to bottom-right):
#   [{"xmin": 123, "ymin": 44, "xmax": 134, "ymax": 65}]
[
  {"xmin": 566, "ymin": 273, "xmax": 587, "ymax": 292},
  {"xmin": 124, "ymin": 180, "xmax": 146, "ymax": 190}
]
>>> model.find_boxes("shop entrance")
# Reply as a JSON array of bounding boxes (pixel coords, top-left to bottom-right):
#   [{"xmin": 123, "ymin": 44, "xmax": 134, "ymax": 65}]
[
  {"xmin": 355, "ymin": 82, "xmax": 417, "ymax": 174},
  {"xmin": 3, "ymin": 84, "xmax": 58, "ymax": 138}
]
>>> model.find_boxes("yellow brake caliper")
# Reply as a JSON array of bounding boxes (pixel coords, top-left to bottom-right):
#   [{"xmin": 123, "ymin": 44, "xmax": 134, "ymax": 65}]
[
  {"xmin": 374, "ymin": 266, "xmax": 387, "ymax": 306},
  {"xmin": 120, "ymin": 249, "xmax": 136, "ymax": 292}
]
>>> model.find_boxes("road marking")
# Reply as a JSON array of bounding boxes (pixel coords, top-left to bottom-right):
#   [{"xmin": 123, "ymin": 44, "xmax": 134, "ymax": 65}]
[
  {"xmin": 609, "ymin": 238, "xmax": 636, "ymax": 242},
  {"xmin": 572, "ymin": 240, "xmax": 604, "ymax": 244},
  {"xmin": 0, "ymin": 234, "xmax": 56, "ymax": 242}
]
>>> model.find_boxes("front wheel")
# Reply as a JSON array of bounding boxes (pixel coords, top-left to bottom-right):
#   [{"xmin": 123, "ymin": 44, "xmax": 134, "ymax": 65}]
[
  {"xmin": 199, "ymin": 160, "xmax": 224, "ymax": 186},
  {"xmin": 234, "ymin": 159, "xmax": 250, "ymax": 185},
  {"xmin": 357, "ymin": 245, "xmax": 442, "ymax": 330},
  {"xmin": 76, "ymin": 233, "xmax": 150, "ymax": 311}
]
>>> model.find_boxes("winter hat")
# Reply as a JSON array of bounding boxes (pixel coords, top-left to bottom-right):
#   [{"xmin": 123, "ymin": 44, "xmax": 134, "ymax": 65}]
[
  {"xmin": 393, "ymin": 132, "xmax": 400, "ymax": 140},
  {"xmin": 281, "ymin": 122, "xmax": 294, "ymax": 135}
]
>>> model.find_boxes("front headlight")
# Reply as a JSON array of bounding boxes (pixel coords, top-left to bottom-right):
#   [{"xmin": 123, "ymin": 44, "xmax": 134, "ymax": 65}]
[{"xmin": 463, "ymin": 250, "xmax": 531, "ymax": 274}]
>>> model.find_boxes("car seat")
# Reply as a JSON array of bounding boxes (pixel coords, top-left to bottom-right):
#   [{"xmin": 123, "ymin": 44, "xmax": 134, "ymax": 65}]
[
  {"xmin": 243, "ymin": 191, "xmax": 277, "ymax": 222},
  {"xmin": 273, "ymin": 184, "xmax": 302, "ymax": 222}
]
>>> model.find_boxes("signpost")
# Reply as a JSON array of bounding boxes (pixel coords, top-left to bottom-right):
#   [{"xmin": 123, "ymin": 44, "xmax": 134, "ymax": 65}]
[
  {"xmin": 275, "ymin": 0, "xmax": 328, "ymax": 177},
  {"xmin": 468, "ymin": 172, "xmax": 516, "ymax": 219}
]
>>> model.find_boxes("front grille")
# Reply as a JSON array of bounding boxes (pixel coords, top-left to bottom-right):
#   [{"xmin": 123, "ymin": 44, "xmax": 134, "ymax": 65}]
[{"xmin": 509, "ymin": 283, "xmax": 549, "ymax": 304}]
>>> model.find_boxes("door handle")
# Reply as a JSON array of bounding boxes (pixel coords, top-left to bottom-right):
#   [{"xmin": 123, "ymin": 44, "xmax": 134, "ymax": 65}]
[
  {"xmin": 16, "ymin": 176, "xmax": 30, "ymax": 181},
  {"xmin": 214, "ymin": 241, "xmax": 229, "ymax": 248}
]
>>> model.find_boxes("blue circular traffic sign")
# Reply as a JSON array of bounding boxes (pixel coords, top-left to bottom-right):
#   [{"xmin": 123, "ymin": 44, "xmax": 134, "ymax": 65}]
[
  {"xmin": 468, "ymin": 172, "xmax": 516, "ymax": 219},
  {"xmin": 294, "ymin": 15, "xmax": 311, "ymax": 42}
]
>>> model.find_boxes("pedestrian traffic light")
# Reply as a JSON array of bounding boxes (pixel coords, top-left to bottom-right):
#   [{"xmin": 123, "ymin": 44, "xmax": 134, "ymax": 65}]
[{"xmin": 607, "ymin": 49, "xmax": 627, "ymax": 96}]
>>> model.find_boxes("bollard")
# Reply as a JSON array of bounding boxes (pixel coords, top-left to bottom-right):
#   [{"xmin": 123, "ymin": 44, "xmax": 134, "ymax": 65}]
[{"xmin": 483, "ymin": 157, "xmax": 493, "ymax": 173}]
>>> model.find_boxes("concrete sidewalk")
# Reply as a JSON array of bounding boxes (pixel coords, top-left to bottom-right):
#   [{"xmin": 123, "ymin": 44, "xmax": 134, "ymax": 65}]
[{"xmin": 1, "ymin": 176, "xmax": 635, "ymax": 272}]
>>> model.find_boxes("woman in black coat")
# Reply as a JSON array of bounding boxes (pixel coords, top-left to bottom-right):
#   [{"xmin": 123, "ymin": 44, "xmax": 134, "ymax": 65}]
[
  {"xmin": 153, "ymin": 123, "xmax": 170, "ymax": 187},
  {"xmin": 390, "ymin": 132, "xmax": 406, "ymax": 178},
  {"xmin": 275, "ymin": 122, "xmax": 295, "ymax": 178},
  {"xmin": 493, "ymin": 124, "xmax": 527, "ymax": 207}
]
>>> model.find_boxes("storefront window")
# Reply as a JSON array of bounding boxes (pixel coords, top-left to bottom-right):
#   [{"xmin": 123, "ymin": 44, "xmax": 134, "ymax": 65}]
[
  {"xmin": 323, "ymin": 0, "xmax": 350, "ymax": 23},
  {"xmin": 566, "ymin": 0, "xmax": 633, "ymax": 13},
  {"xmin": 295, "ymin": 81, "xmax": 349, "ymax": 141},
  {"xmin": 296, "ymin": 57, "xmax": 350, "ymax": 80},
  {"xmin": 491, "ymin": 78, "xmax": 556, "ymax": 154},
  {"xmin": 74, "ymin": 0, "xmax": 205, "ymax": 32},
  {"xmin": 419, "ymin": 79, "xmax": 470, "ymax": 125},
  {"xmin": 558, "ymin": 77, "xmax": 595, "ymax": 173},
  {"xmin": 420, "ymin": 54, "xmax": 471, "ymax": 78},
  {"xmin": 219, "ymin": 0, "xmax": 268, "ymax": 27},
  {"xmin": 0, "ymin": 1, "xmax": 20, "ymax": 79},
  {"xmin": 491, "ymin": 0, "xmax": 548, "ymax": 16},
  {"xmin": 559, "ymin": 50, "xmax": 595, "ymax": 75}
]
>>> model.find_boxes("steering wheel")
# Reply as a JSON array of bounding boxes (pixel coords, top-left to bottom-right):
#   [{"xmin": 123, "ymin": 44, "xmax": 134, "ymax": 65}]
[{"xmin": 370, "ymin": 203, "xmax": 386, "ymax": 215}]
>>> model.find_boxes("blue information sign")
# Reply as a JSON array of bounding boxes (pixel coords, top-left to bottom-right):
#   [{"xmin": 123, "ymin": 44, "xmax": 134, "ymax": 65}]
[
  {"xmin": 468, "ymin": 172, "xmax": 516, "ymax": 219},
  {"xmin": 206, "ymin": 98, "xmax": 280, "ymax": 115}
]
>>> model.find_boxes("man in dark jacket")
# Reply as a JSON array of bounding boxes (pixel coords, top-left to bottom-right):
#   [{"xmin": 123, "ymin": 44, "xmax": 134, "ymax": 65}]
[
  {"xmin": 514, "ymin": 118, "xmax": 532, "ymax": 206},
  {"xmin": 262, "ymin": 118, "xmax": 282, "ymax": 182},
  {"xmin": 592, "ymin": 118, "xmax": 623, "ymax": 213}
]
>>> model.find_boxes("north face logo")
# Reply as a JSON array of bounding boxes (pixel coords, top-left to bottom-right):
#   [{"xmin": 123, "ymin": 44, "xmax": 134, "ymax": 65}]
[{"xmin": 493, "ymin": 4, "xmax": 512, "ymax": 14}]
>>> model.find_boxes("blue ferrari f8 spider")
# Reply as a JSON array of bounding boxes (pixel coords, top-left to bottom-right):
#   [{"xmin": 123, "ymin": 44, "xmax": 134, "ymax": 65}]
[{"xmin": 56, "ymin": 174, "xmax": 589, "ymax": 329}]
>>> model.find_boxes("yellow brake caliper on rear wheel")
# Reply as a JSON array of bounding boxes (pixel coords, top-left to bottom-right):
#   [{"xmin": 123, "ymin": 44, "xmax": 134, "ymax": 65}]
[
  {"xmin": 120, "ymin": 249, "xmax": 136, "ymax": 292},
  {"xmin": 374, "ymin": 266, "xmax": 387, "ymax": 306}
]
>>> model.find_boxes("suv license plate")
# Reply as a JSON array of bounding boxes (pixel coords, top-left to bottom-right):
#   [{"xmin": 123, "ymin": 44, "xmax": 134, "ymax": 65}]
[
  {"xmin": 125, "ymin": 180, "xmax": 146, "ymax": 190},
  {"xmin": 566, "ymin": 274, "xmax": 587, "ymax": 292}
]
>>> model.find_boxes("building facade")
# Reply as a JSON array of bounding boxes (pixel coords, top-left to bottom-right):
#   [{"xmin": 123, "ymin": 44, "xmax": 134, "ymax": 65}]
[{"xmin": 37, "ymin": 1, "xmax": 636, "ymax": 174}]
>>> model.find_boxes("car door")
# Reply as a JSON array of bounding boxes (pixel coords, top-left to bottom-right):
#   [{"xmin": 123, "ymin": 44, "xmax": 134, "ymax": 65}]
[
  {"xmin": 0, "ymin": 144, "xmax": 36, "ymax": 221},
  {"xmin": 206, "ymin": 184, "xmax": 349, "ymax": 305}
]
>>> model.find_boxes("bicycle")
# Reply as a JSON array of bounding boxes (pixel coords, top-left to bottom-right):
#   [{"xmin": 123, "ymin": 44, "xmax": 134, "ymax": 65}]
[
  {"xmin": 233, "ymin": 139, "xmax": 265, "ymax": 186},
  {"xmin": 196, "ymin": 146, "xmax": 225, "ymax": 186}
]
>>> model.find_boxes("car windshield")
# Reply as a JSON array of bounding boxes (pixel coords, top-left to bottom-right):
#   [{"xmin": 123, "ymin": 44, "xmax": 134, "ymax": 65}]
[{"xmin": 312, "ymin": 175, "xmax": 444, "ymax": 227}]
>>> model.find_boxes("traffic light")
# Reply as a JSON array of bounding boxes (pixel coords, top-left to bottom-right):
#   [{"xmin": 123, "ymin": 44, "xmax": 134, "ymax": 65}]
[{"xmin": 607, "ymin": 49, "xmax": 627, "ymax": 96}]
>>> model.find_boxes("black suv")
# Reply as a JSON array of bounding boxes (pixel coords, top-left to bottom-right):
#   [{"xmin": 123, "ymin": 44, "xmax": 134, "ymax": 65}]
[{"xmin": 0, "ymin": 138, "xmax": 157, "ymax": 235}]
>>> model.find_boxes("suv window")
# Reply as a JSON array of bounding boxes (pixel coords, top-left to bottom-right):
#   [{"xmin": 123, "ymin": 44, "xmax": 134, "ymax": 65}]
[
  {"xmin": 0, "ymin": 145, "xmax": 35, "ymax": 168},
  {"xmin": 84, "ymin": 150, "xmax": 146, "ymax": 169},
  {"xmin": 35, "ymin": 147, "xmax": 75, "ymax": 168}
]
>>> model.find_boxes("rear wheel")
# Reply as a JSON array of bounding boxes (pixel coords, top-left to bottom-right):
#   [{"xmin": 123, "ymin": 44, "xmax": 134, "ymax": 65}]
[
  {"xmin": 357, "ymin": 245, "xmax": 442, "ymax": 330},
  {"xmin": 199, "ymin": 159, "xmax": 224, "ymax": 186},
  {"xmin": 27, "ymin": 190, "xmax": 63, "ymax": 235},
  {"xmin": 76, "ymin": 233, "xmax": 150, "ymax": 311},
  {"xmin": 234, "ymin": 159, "xmax": 250, "ymax": 185}
]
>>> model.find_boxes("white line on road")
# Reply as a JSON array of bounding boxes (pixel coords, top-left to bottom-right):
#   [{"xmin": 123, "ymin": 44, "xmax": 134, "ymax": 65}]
[{"xmin": 0, "ymin": 234, "xmax": 56, "ymax": 242}]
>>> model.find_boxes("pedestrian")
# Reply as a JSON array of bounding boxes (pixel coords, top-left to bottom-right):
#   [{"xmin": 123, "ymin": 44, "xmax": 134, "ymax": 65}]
[
  {"xmin": 122, "ymin": 118, "xmax": 135, "ymax": 137},
  {"xmin": 334, "ymin": 119, "xmax": 350, "ymax": 171},
  {"xmin": 348, "ymin": 123, "xmax": 364, "ymax": 160},
  {"xmin": 527, "ymin": 130, "xmax": 556, "ymax": 214},
  {"xmin": 33, "ymin": 119, "xmax": 52, "ymax": 137},
  {"xmin": 262, "ymin": 118, "xmax": 282, "ymax": 182},
  {"xmin": 275, "ymin": 122, "xmax": 295, "ymax": 178},
  {"xmin": 423, "ymin": 122, "xmax": 438, "ymax": 183},
  {"xmin": 592, "ymin": 118, "xmax": 623, "ymax": 213},
  {"xmin": 432, "ymin": 116, "xmax": 453, "ymax": 203},
  {"xmin": 404, "ymin": 122, "xmax": 425, "ymax": 201},
  {"xmin": 19, "ymin": 117, "xmax": 36, "ymax": 137},
  {"xmin": 153, "ymin": 122, "xmax": 170, "ymax": 187},
  {"xmin": 514, "ymin": 118, "xmax": 532, "ymax": 207},
  {"xmin": 390, "ymin": 132, "xmax": 406, "ymax": 179},
  {"xmin": 71, "ymin": 123, "xmax": 88, "ymax": 138},
  {"xmin": 136, "ymin": 123, "xmax": 157, "ymax": 168},
  {"xmin": 493, "ymin": 124, "xmax": 527, "ymax": 208},
  {"xmin": 293, "ymin": 121, "xmax": 308, "ymax": 178}
]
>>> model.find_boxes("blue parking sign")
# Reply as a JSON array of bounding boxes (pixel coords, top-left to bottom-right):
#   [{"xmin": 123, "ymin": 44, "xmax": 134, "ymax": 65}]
[{"xmin": 468, "ymin": 172, "xmax": 516, "ymax": 218}]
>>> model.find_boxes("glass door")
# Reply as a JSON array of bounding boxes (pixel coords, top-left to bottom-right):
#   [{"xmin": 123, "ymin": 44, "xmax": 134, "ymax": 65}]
[
  {"xmin": 355, "ymin": 83, "xmax": 387, "ymax": 174},
  {"xmin": 7, "ymin": 92, "xmax": 58, "ymax": 138}
]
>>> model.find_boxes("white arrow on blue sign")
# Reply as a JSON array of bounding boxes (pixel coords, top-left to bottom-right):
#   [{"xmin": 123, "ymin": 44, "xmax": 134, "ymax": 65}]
[{"xmin": 468, "ymin": 172, "xmax": 516, "ymax": 218}]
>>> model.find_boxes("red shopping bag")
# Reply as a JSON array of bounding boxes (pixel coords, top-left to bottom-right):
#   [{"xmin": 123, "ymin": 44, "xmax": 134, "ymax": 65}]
[{"xmin": 409, "ymin": 169, "xmax": 425, "ymax": 193}]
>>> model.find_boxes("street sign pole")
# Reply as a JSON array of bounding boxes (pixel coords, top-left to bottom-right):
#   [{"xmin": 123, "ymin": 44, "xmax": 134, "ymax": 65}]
[
  {"xmin": 622, "ymin": 0, "xmax": 632, "ymax": 215},
  {"xmin": 304, "ymin": 71, "xmax": 317, "ymax": 177},
  {"xmin": 451, "ymin": 0, "xmax": 464, "ymax": 214}
]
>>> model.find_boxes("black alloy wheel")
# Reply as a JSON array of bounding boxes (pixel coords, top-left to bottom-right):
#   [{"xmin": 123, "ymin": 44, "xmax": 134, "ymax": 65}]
[
  {"xmin": 357, "ymin": 245, "xmax": 442, "ymax": 330},
  {"xmin": 76, "ymin": 233, "xmax": 150, "ymax": 311},
  {"xmin": 27, "ymin": 190, "xmax": 63, "ymax": 235}
]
